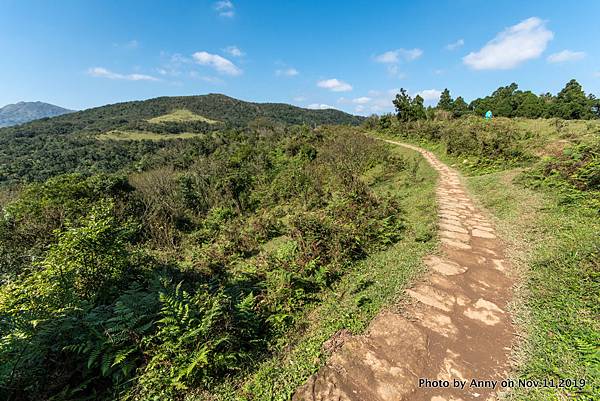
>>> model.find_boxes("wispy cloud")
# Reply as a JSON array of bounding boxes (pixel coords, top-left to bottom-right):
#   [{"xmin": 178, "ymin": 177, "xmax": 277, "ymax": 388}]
[
  {"xmin": 317, "ymin": 78, "xmax": 352, "ymax": 92},
  {"xmin": 199, "ymin": 75, "xmax": 224, "ymax": 84},
  {"xmin": 307, "ymin": 103, "xmax": 335, "ymax": 110},
  {"xmin": 547, "ymin": 50, "xmax": 586, "ymax": 63},
  {"xmin": 339, "ymin": 89, "xmax": 399, "ymax": 114},
  {"xmin": 352, "ymin": 97, "xmax": 371, "ymax": 104},
  {"xmin": 87, "ymin": 67, "xmax": 158, "ymax": 81},
  {"xmin": 224, "ymin": 45, "xmax": 244, "ymax": 57},
  {"xmin": 192, "ymin": 51, "xmax": 242, "ymax": 76},
  {"xmin": 113, "ymin": 39, "xmax": 139, "ymax": 49},
  {"xmin": 463, "ymin": 17, "xmax": 553, "ymax": 70},
  {"xmin": 374, "ymin": 48, "xmax": 423, "ymax": 63},
  {"xmin": 214, "ymin": 0, "xmax": 235, "ymax": 17},
  {"xmin": 276, "ymin": 67, "xmax": 299, "ymax": 77},
  {"xmin": 445, "ymin": 39, "xmax": 464, "ymax": 50}
]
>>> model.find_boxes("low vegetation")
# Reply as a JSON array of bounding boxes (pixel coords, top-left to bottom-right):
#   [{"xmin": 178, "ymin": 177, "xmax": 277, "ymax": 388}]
[
  {"xmin": 148, "ymin": 109, "xmax": 221, "ymax": 125},
  {"xmin": 0, "ymin": 123, "xmax": 436, "ymax": 400},
  {"xmin": 97, "ymin": 130, "xmax": 205, "ymax": 141}
]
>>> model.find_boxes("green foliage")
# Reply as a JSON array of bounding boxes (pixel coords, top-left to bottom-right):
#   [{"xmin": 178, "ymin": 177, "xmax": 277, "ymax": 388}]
[
  {"xmin": 468, "ymin": 80, "xmax": 598, "ymax": 119},
  {"xmin": 135, "ymin": 282, "xmax": 262, "ymax": 398},
  {"xmin": 520, "ymin": 139, "xmax": 600, "ymax": 210},
  {"xmin": 389, "ymin": 116, "xmax": 535, "ymax": 172},
  {"xmin": 0, "ymin": 201, "xmax": 143, "ymax": 400},
  {"xmin": 0, "ymin": 174, "xmax": 132, "ymax": 283},
  {"xmin": 0, "ymin": 94, "xmax": 363, "ymax": 187},
  {"xmin": 438, "ymin": 88, "xmax": 453, "ymax": 111},
  {"xmin": 393, "ymin": 89, "xmax": 427, "ymax": 122},
  {"xmin": 0, "ymin": 126, "xmax": 414, "ymax": 400}
]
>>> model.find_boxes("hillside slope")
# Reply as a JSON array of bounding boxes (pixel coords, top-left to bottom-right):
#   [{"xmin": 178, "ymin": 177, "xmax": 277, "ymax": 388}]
[
  {"xmin": 0, "ymin": 101, "xmax": 73, "ymax": 127},
  {"xmin": 0, "ymin": 94, "xmax": 363, "ymax": 186}
]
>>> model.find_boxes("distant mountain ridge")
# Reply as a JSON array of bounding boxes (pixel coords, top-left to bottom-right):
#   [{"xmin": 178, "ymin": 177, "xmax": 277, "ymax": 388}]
[{"xmin": 0, "ymin": 101, "xmax": 74, "ymax": 127}]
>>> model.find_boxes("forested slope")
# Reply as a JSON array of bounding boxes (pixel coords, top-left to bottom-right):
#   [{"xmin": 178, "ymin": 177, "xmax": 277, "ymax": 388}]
[{"xmin": 0, "ymin": 94, "xmax": 363, "ymax": 186}]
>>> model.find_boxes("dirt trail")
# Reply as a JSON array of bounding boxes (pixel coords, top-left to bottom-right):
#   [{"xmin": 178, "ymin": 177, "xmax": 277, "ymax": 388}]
[{"xmin": 293, "ymin": 141, "xmax": 515, "ymax": 401}]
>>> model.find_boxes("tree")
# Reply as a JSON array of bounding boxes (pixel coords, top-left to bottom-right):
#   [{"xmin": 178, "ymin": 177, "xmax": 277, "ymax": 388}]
[
  {"xmin": 452, "ymin": 97, "xmax": 469, "ymax": 118},
  {"xmin": 378, "ymin": 114, "xmax": 393, "ymax": 129},
  {"xmin": 393, "ymin": 89, "xmax": 412, "ymax": 122},
  {"xmin": 411, "ymin": 95, "xmax": 427, "ymax": 121},
  {"xmin": 438, "ymin": 89, "xmax": 454, "ymax": 111},
  {"xmin": 361, "ymin": 114, "xmax": 380, "ymax": 130},
  {"xmin": 554, "ymin": 79, "xmax": 592, "ymax": 119},
  {"xmin": 393, "ymin": 89, "xmax": 426, "ymax": 122},
  {"xmin": 515, "ymin": 91, "xmax": 544, "ymax": 118}
]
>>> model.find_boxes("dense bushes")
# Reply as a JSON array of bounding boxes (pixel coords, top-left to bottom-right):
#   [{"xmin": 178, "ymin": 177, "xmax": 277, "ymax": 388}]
[
  {"xmin": 520, "ymin": 139, "xmax": 600, "ymax": 210},
  {"xmin": 386, "ymin": 116, "xmax": 535, "ymax": 171},
  {"xmin": 0, "ymin": 127, "xmax": 409, "ymax": 400}
]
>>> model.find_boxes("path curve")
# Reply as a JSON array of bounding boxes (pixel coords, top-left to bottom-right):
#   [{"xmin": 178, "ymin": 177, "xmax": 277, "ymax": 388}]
[{"xmin": 293, "ymin": 140, "xmax": 514, "ymax": 401}]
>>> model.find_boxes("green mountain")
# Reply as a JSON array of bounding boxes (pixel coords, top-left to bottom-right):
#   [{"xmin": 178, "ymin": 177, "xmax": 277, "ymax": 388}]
[
  {"xmin": 0, "ymin": 94, "xmax": 363, "ymax": 186},
  {"xmin": 0, "ymin": 101, "xmax": 74, "ymax": 127}
]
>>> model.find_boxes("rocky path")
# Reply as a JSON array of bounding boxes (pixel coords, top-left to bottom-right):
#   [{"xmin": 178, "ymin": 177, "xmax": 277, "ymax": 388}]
[{"xmin": 293, "ymin": 141, "xmax": 515, "ymax": 401}]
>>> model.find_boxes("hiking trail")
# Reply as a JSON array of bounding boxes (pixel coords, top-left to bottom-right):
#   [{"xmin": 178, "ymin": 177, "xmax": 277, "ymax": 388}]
[{"xmin": 293, "ymin": 140, "xmax": 515, "ymax": 401}]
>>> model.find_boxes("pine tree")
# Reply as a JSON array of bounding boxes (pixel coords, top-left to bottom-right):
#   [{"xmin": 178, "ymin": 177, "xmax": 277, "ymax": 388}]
[{"xmin": 438, "ymin": 88, "xmax": 454, "ymax": 111}]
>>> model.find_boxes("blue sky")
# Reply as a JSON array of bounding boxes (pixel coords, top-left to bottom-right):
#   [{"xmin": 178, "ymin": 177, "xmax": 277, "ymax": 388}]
[{"xmin": 1, "ymin": 0, "xmax": 599, "ymax": 114}]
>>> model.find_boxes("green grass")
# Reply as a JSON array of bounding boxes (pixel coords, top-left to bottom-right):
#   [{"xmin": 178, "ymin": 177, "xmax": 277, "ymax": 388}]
[
  {"xmin": 204, "ymin": 144, "xmax": 438, "ymax": 401},
  {"xmin": 97, "ymin": 129, "xmax": 204, "ymax": 141},
  {"xmin": 147, "ymin": 109, "xmax": 221, "ymax": 124}
]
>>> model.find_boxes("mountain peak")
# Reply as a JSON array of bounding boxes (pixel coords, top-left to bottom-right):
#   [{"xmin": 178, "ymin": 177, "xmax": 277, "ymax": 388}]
[{"xmin": 0, "ymin": 101, "xmax": 74, "ymax": 128}]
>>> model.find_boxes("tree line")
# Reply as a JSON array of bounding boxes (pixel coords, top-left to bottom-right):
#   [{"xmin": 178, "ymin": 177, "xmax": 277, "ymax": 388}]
[{"xmin": 377, "ymin": 79, "xmax": 600, "ymax": 124}]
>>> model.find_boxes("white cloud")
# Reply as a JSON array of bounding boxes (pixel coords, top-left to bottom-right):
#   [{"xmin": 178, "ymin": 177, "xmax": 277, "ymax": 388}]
[
  {"xmin": 352, "ymin": 97, "xmax": 371, "ymax": 104},
  {"xmin": 317, "ymin": 78, "xmax": 353, "ymax": 92},
  {"xmin": 87, "ymin": 67, "xmax": 158, "ymax": 81},
  {"xmin": 214, "ymin": 0, "xmax": 234, "ymax": 17},
  {"xmin": 547, "ymin": 50, "xmax": 586, "ymax": 63},
  {"xmin": 307, "ymin": 103, "xmax": 335, "ymax": 110},
  {"xmin": 386, "ymin": 64, "xmax": 407, "ymax": 78},
  {"xmin": 293, "ymin": 96, "xmax": 307, "ymax": 102},
  {"xmin": 415, "ymin": 89, "xmax": 442, "ymax": 102},
  {"xmin": 192, "ymin": 51, "xmax": 242, "ymax": 76},
  {"xmin": 224, "ymin": 45, "xmax": 244, "ymax": 57},
  {"xmin": 374, "ymin": 48, "xmax": 423, "ymax": 63},
  {"xmin": 463, "ymin": 17, "xmax": 553, "ymax": 70},
  {"xmin": 445, "ymin": 39, "xmax": 464, "ymax": 50},
  {"xmin": 276, "ymin": 68, "xmax": 299, "ymax": 77},
  {"xmin": 355, "ymin": 105, "xmax": 366, "ymax": 113}
]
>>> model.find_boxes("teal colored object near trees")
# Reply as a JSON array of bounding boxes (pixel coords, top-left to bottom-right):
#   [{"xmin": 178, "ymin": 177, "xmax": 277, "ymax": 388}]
[{"xmin": 485, "ymin": 110, "xmax": 493, "ymax": 119}]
